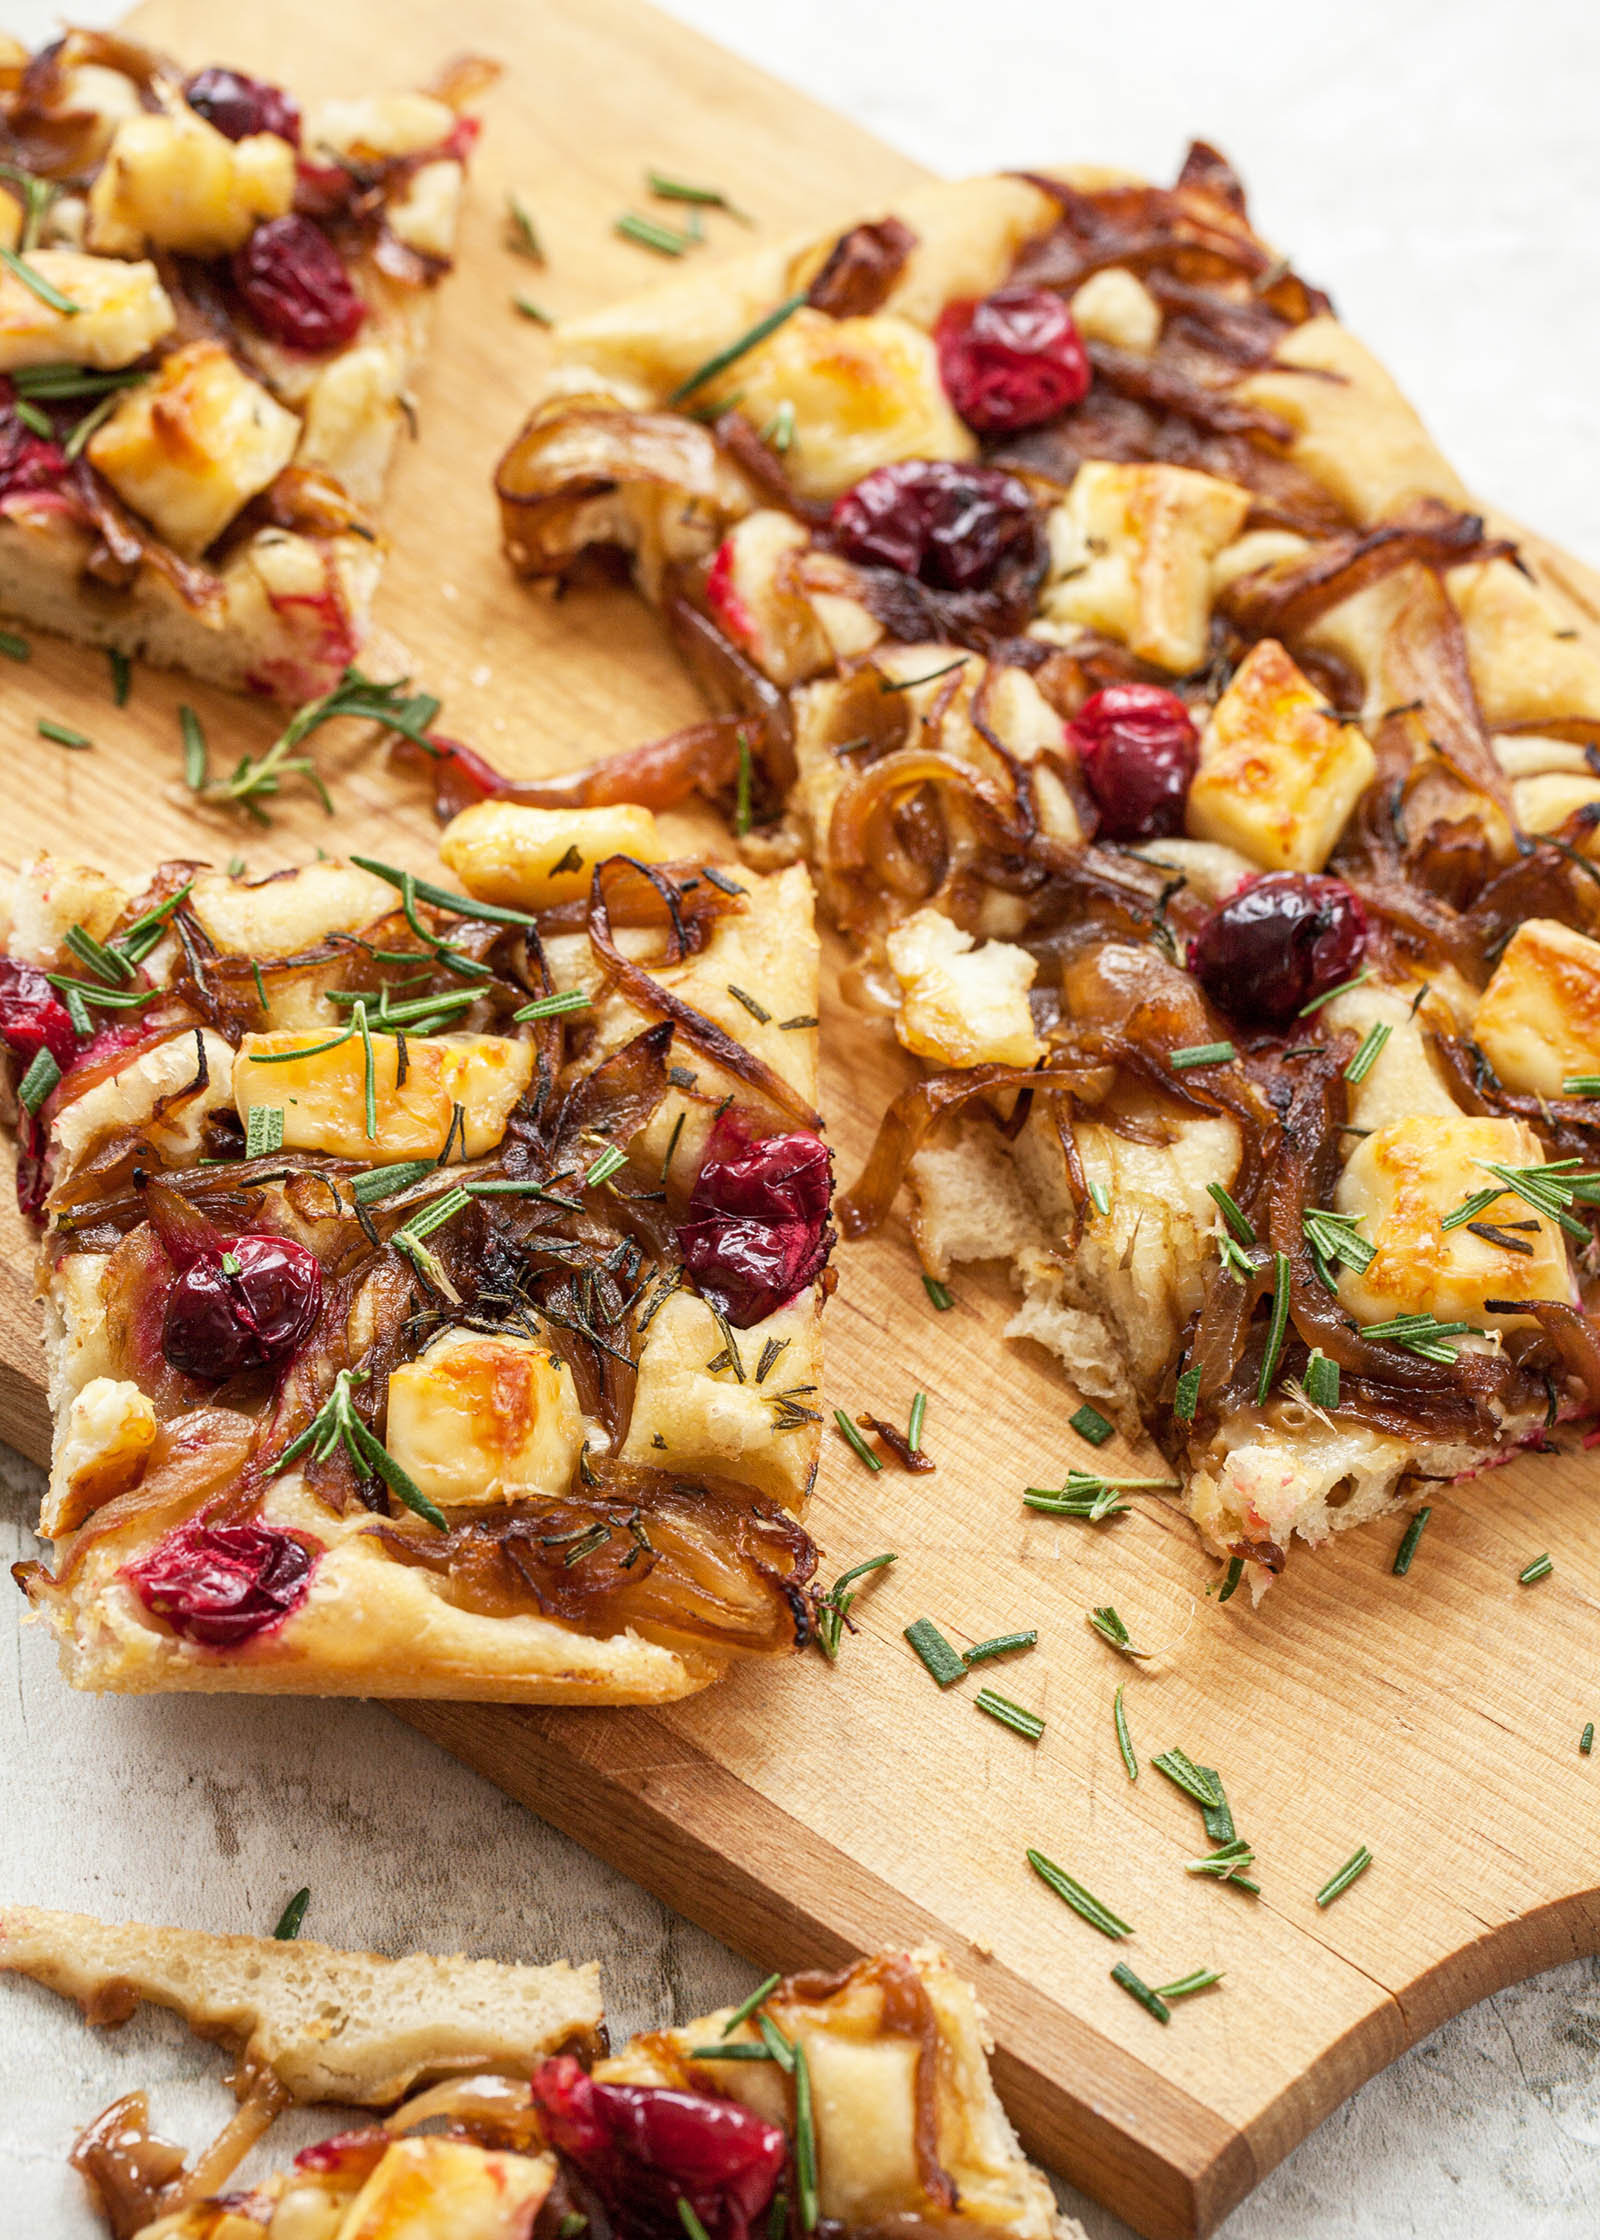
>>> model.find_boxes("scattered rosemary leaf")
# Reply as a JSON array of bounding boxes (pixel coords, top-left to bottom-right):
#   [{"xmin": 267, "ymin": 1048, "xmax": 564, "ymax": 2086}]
[
  {"xmin": 733, "ymin": 729, "xmax": 754, "ymax": 837},
  {"xmin": 1152, "ymin": 1967, "xmax": 1224, "ymax": 2001},
  {"xmin": 906, "ymin": 1389, "xmax": 927, "ymax": 1455},
  {"xmin": 762, "ymin": 398, "xmax": 796, "ymax": 452},
  {"xmin": 1304, "ymin": 1206, "xmax": 1375, "ymax": 1283},
  {"xmin": 1582, "ymin": 1723, "xmax": 1595, "ymax": 1756},
  {"xmin": 245, "ymin": 1104, "xmax": 284, "ymax": 1157},
  {"xmin": 513, "ymin": 988, "xmax": 590, "ymax": 1022},
  {"xmin": 1185, "ymin": 1838, "xmax": 1256, "ymax": 1883},
  {"xmin": 514, "ymin": 293, "xmax": 554, "ymax": 323},
  {"xmin": 1519, "ymin": 1552, "xmax": 1553, "ymax": 1585},
  {"xmin": 559, "ymin": 2214, "xmax": 589, "ymax": 2237},
  {"xmin": 1170, "ymin": 1041, "xmax": 1236, "ymax": 1070},
  {"xmin": 1343, "ymin": 1020, "xmax": 1392, "ymax": 1085},
  {"xmin": 778, "ymin": 1013, "xmax": 818, "ymax": 1030},
  {"xmin": 687, "ymin": 2043, "xmax": 774, "ymax": 2063},
  {"xmin": 1256, "ymin": 1251, "xmax": 1292, "ymax": 1404},
  {"xmin": 1069, "ymin": 1401, "xmax": 1115, "ymax": 1447},
  {"xmin": 1205, "ymin": 1182, "xmax": 1255, "ymax": 1244},
  {"xmin": 680, "ymin": 2201, "xmax": 713, "ymax": 2240},
  {"xmin": 616, "ymin": 210, "xmax": 697, "ymax": 256},
  {"xmin": 350, "ymin": 1159, "xmax": 435, "ymax": 1205},
  {"xmin": 179, "ymin": 704, "xmax": 208, "ymax": 790},
  {"xmin": 1088, "ymin": 1605, "xmax": 1148, "ymax": 1659},
  {"xmin": 15, "ymin": 396, "xmax": 51, "ymax": 437},
  {"xmin": 272, "ymin": 1887, "xmax": 310, "ymax": 1940},
  {"xmin": 792, "ymin": 2037, "xmax": 819, "ymax": 2231},
  {"xmin": 975, "ymin": 1688, "xmax": 1044, "ymax": 1742},
  {"xmin": 1196, "ymin": 1768, "xmax": 1236, "ymax": 1848},
  {"xmin": 648, "ymin": 167, "xmax": 752, "ymax": 223},
  {"xmin": 814, "ymin": 1552, "xmax": 896, "ymax": 1662},
  {"xmin": 108, "ymin": 648, "xmax": 131, "ymax": 705},
  {"xmin": 904, "ymin": 1617, "xmax": 966, "ymax": 1688},
  {"xmin": 270, "ymin": 1365, "xmax": 445, "ymax": 1530},
  {"xmin": 18, "ymin": 1047, "xmax": 60, "ymax": 1114},
  {"xmin": 834, "ymin": 1408, "xmax": 884, "ymax": 1472},
  {"xmin": 1217, "ymin": 1556, "xmax": 1244, "ymax": 1604},
  {"xmin": 963, "ymin": 1630, "xmax": 1038, "ymax": 1667},
  {"xmin": 1361, "ymin": 1312, "xmax": 1481, "ymax": 1363},
  {"xmin": 1392, "ymin": 1505, "xmax": 1431, "ymax": 1575},
  {"xmin": 1113, "ymin": 1684, "xmax": 1137, "ymax": 1781},
  {"xmin": 38, "ymin": 717, "xmax": 91, "ymax": 750},
  {"xmin": 1174, "ymin": 1363, "xmax": 1201, "ymax": 1422},
  {"xmin": 720, "ymin": 1971, "xmax": 783, "ymax": 2038},
  {"xmin": 585, "ymin": 1144, "xmax": 629, "ymax": 1188},
  {"xmin": 1298, "ymin": 966, "xmax": 1371, "ymax": 1015},
  {"xmin": 1027, "ymin": 1850, "xmax": 1132, "ymax": 1939},
  {"xmin": 1314, "ymin": 1845, "xmax": 1372, "ymax": 1908},
  {"xmin": 922, "ymin": 1274, "xmax": 955, "ymax": 1311},
  {"xmin": 879, "ymin": 656, "xmax": 968, "ymax": 694},
  {"xmin": 1302, "ymin": 1349, "xmax": 1340, "ymax": 1411},
  {"xmin": 727, "ymin": 983, "xmax": 771, "ymax": 1024},
  {"xmin": 1151, "ymin": 1751, "xmax": 1223, "ymax": 1812},
  {"xmin": 668, "ymin": 290, "xmax": 807, "ymax": 404},
  {"xmin": 1110, "ymin": 1961, "xmax": 1169, "ymax": 2023},
  {"xmin": 505, "ymin": 190, "xmax": 544, "ymax": 260},
  {"xmin": 0, "ymin": 241, "xmax": 78, "ymax": 312},
  {"xmin": 0, "ymin": 628, "xmax": 29, "ymax": 661},
  {"xmin": 1087, "ymin": 1177, "xmax": 1112, "ymax": 1217}
]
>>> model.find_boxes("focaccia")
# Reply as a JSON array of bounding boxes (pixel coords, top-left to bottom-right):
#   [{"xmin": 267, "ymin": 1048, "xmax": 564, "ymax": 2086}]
[
  {"xmin": 489, "ymin": 145, "xmax": 1600, "ymax": 1591},
  {"xmin": 0, "ymin": 801, "xmax": 833, "ymax": 1699},
  {"xmin": 1, "ymin": 1909, "xmax": 1078, "ymax": 2240},
  {"xmin": 0, "ymin": 28, "xmax": 487, "ymax": 699}
]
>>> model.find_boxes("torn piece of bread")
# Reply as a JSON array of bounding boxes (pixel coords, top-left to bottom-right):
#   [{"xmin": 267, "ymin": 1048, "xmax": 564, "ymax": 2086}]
[{"xmin": 0, "ymin": 1907, "xmax": 605, "ymax": 2103}]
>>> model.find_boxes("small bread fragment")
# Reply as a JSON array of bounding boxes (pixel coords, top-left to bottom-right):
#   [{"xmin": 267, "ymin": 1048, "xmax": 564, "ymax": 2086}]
[{"xmin": 0, "ymin": 1906, "xmax": 604, "ymax": 2105}]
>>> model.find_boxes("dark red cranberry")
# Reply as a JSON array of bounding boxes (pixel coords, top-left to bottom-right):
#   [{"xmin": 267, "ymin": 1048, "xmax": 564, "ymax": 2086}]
[
  {"xmin": 0, "ymin": 392, "xmax": 68, "ymax": 499},
  {"xmin": 125, "ymin": 1520, "xmax": 315, "ymax": 1647},
  {"xmin": 184, "ymin": 67, "xmax": 301, "ymax": 146},
  {"xmin": 1188, "ymin": 873, "xmax": 1369, "ymax": 1028},
  {"xmin": 233, "ymin": 216, "xmax": 365, "ymax": 354},
  {"xmin": 162, "ymin": 1234, "xmax": 323, "ymax": 1380},
  {"xmin": 936, "ymin": 286, "xmax": 1091, "ymax": 433},
  {"xmin": 677, "ymin": 1114, "xmax": 834, "ymax": 1329},
  {"xmin": 830, "ymin": 460, "xmax": 1035, "ymax": 593},
  {"xmin": 531, "ymin": 2056, "xmax": 786, "ymax": 2240},
  {"xmin": 1069, "ymin": 683, "xmax": 1200, "ymax": 842},
  {"xmin": 0, "ymin": 956, "xmax": 79, "ymax": 1073}
]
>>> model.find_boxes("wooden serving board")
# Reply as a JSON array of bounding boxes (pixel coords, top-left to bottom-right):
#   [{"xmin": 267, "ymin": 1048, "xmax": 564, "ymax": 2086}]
[{"xmin": 4, "ymin": 5, "xmax": 1600, "ymax": 2235}]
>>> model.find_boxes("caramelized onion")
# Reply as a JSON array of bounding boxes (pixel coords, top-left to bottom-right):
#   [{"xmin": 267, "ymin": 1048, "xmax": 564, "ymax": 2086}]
[
  {"xmin": 496, "ymin": 399, "xmax": 751, "ymax": 579},
  {"xmin": 1221, "ymin": 502, "xmax": 1517, "ymax": 642},
  {"xmin": 805, "ymin": 216, "xmax": 917, "ymax": 318}
]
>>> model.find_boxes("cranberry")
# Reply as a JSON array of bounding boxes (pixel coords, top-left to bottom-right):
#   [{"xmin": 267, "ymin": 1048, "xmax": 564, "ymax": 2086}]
[
  {"xmin": 677, "ymin": 1114, "xmax": 834, "ymax": 1329},
  {"xmin": 1188, "ymin": 873, "xmax": 1369, "ymax": 1028},
  {"xmin": 936, "ymin": 287, "xmax": 1091, "ymax": 433},
  {"xmin": 162, "ymin": 1234, "xmax": 323, "ymax": 1380},
  {"xmin": 184, "ymin": 67, "xmax": 301, "ymax": 146},
  {"xmin": 0, "ymin": 956, "xmax": 79, "ymax": 1073},
  {"xmin": 125, "ymin": 1520, "xmax": 315, "ymax": 1647},
  {"xmin": 530, "ymin": 2056, "xmax": 786, "ymax": 2240},
  {"xmin": 233, "ymin": 216, "xmax": 365, "ymax": 354},
  {"xmin": 1069, "ymin": 683, "xmax": 1200, "ymax": 842},
  {"xmin": 830, "ymin": 460, "xmax": 1035, "ymax": 594},
  {"xmin": 0, "ymin": 393, "xmax": 68, "ymax": 500}
]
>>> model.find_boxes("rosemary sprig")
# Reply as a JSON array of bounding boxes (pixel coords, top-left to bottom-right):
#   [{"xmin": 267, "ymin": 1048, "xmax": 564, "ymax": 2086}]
[
  {"xmin": 1441, "ymin": 1156, "xmax": 1600, "ymax": 1243},
  {"xmin": 1303, "ymin": 1206, "xmax": 1375, "ymax": 1285},
  {"xmin": 814, "ymin": 1551, "xmax": 896, "ymax": 1662},
  {"xmin": 1026, "ymin": 1850, "xmax": 1131, "ymax": 1939},
  {"xmin": 1185, "ymin": 1838, "xmax": 1256, "ymax": 1883},
  {"xmin": 720, "ymin": 1973, "xmax": 782, "ymax": 2037},
  {"xmin": 199, "ymin": 670, "xmax": 441, "ymax": 821},
  {"xmin": 268, "ymin": 1366, "xmax": 444, "ymax": 1530},
  {"xmin": 1088, "ymin": 1604, "xmax": 1148, "ymax": 1659},
  {"xmin": 1360, "ymin": 1311, "xmax": 1481, "ymax": 1363},
  {"xmin": 350, "ymin": 854, "xmax": 537, "ymax": 930},
  {"xmin": 1024, "ymin": 1470, "xmax": 1174, "ymax": 1521}
]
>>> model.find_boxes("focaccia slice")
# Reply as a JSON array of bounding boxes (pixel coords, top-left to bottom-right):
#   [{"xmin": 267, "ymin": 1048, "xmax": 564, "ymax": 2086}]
[
  {"xmin": 2, "ymin": 1911, "xmax": 1079, "ymax": 2240},
  {"xmin": 0, "ymin": 28, "xmax": 488, "ymax": 700},
  {"xmin": 486, "ymin": 142, "xmax": 1600, "ymax": 1590},
  {"xmin": 0, "ymin": 802, "xmax": 833, "ymax": 1700}
]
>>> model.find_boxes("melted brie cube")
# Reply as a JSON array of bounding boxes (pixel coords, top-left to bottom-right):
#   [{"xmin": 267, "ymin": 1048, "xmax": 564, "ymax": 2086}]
[
  {"xmin": 86, "ymin": 108, "xmax": 294, "ymax": 256},
  {"xmin": 706, "ymin": 509, "xmax": 834, "ymax": 685},
  {"xmin": 885, "ymin": 907, "xmax": 1043, "ymax": 1069},
  {"xmin": 234, "ymin": 1031, "xmax": 533, "ymax": 1162},
  {"xmin": 439, "ymin": 800, "xmax": 669, "ymax": 909},
  {"xmin": 0, "ymin": 250, "xmax": 175, "ymax": 372},
  {"xmin": 1334, "ymin": 1114, "xmax": 1572, "ymax": 1331},
  {"xmin": 1473, "ymin": 918, "xmax": 1600, "ymax": 1098},
  {"xmin": 385, "ymin": 1330, "xmax": 586, "ymax": 1511},
  {"xmin": 87, "ymin": 340, "xmax": 300, "ymax": 558},
  {"xmin": 1187, "ymin": 637, "xmax": 1376, "ymax": 872},
  {"xmin": 334, "ymin": 2136, "xmax": 554, "ymax": 2240},
  {"xmin": 1035, "ymin": 461, "xmax": 1250, "ymax": 673}
]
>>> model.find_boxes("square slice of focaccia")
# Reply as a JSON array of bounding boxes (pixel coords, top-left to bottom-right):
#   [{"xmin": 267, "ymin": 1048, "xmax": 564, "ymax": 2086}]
[
  {"xmin": 0, "ymin": 802, "xmax": 833, "ymax": 1700},
  {"xmin": 0, "ymin": 1909, "xmax": 1081, "ymax": 2240},
  {"xmin": 0, "ymin": 28, "xmax": 489, "ymax": 700},
  {"xmin": 492, "ymin": 142, "xmax": 1600, "ymax": 1592}
]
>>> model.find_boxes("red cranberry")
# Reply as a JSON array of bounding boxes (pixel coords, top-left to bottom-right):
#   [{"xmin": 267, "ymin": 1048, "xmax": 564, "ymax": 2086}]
[
  {"xmin": 677, "ymin": 1114, "xmax": 834, "ymax": 1329},
  {"xmin": 1069, "ymin": 683, "xmax": 1200, "ymax": 842},
  {"xmin": 936, "ymin": 286, "xmax": 1091, "ymax": 433},
  {"xmin": 0, "ymin": 392, "xmax": 68, "ymax": 499},
  {"xmin": 830, "ymin": 460, "xmax": 1035, "ymax": 593},
  {"xmin": 125, "ymin": 1520, "xmax": 315, "ymax": 1647},
  {"xmin": 531, "ymin": 2055, "xmax": 786, "ymax": 2240},
  {"xmin": 1187, "ymin": 873, "xmax": 1368, "ymax": 1028},
  {"xmin": 233, "ymin": 216, "xmax": 365, "ymax": 354},
  {"xmin": 0, "ymin": 956, "xmax": 79, "ymax": 1073},
  {"xmin": 162, "ymin": 1234, "xmax": 323, "ymax": 1380},
  {"xmin": 184, "ymin": 67, "xmax": 301, "ymax": 145}
]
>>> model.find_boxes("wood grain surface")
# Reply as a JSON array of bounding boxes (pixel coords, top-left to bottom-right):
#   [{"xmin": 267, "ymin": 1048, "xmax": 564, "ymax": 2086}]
[{"xmin": 3, "ymin": 5, "xmax": 1599, "ymax": 2237}]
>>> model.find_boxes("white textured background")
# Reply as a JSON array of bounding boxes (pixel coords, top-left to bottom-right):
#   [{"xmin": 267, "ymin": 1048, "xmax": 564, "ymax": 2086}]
[{"xmin": 3, "ymin": 2, "xmax": 1599, "ymax": 2235}]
